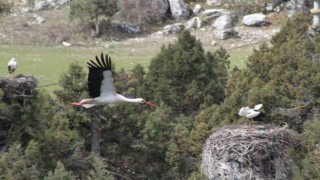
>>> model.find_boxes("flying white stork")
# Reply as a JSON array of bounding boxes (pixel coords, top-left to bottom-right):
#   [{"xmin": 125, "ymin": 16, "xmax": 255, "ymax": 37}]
[
  {"xmin": 8, "ymin": 58, "xmax": 18, "ymax": 74},
  {"xmin": 71, "ymin": 53, "xmax": 155, "ymax": 108},
  {"xmin": 238, "ymin": 103, "xmax": 263, "ymax": 129}
]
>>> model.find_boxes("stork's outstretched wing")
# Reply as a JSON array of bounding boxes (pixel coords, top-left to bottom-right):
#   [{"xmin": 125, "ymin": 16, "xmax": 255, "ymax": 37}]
[
  {"xmin": 254, "ymin": 104, "xmax": 263, "ymax": 111},
  {"xmin": 87, "ymin": 53, "xmax": 116, "ymax": 98}
]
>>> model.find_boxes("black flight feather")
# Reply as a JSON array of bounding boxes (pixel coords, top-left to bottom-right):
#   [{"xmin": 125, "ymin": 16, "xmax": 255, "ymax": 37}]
[
  {"xmin": 102, "ymin": 54, "xmax": 108, "ymax": 68},
  {"xmin": 95, "ymin": 55, "xmax": 105, "ymax": 68},
  {"xmin": 87, "ymin": 53, "xmax": 112, "ymax": 98}
]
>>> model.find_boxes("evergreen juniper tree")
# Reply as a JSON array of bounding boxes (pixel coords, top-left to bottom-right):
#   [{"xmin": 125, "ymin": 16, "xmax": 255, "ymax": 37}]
[
  {"xmin": 144, "ymin": 30, "xmax": 226, "ymax": 115},
  {"xmin": 196, "ymin": 13, "xmax": 320, "ymax": 179}
]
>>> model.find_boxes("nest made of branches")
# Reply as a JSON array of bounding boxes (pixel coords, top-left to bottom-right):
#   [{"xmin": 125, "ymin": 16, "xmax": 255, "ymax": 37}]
[
  {"xmin": 0, "ymin": 75, "xmax": 38, "ymax": 101},
  {"xmin": 201, "ymin": 125, "xmax": 294, "ymax": 180}
]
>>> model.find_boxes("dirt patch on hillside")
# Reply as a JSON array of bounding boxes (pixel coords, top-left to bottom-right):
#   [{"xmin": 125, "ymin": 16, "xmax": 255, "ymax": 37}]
[{"xmin": 0, "ymin": 7, "xmax": 283, "ymax": 50}]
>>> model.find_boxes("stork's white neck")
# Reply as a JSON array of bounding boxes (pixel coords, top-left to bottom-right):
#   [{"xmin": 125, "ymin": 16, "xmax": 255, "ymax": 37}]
[{"xmin": 117, "ymin": 94, "xmax": 143, "ymax": 103}]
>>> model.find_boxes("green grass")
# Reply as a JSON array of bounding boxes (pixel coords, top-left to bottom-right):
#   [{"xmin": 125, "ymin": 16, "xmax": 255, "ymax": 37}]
[
  {"xmin": 227, "ymin": 45, "xmax": 259, "ymax": 70},
  {"xmin": 0, "ymin": 43, "xmax": 260, "ymax": 95},
  {"xmin": 0, "ymin": 44, "xmax": 156, "ymax": 94}
]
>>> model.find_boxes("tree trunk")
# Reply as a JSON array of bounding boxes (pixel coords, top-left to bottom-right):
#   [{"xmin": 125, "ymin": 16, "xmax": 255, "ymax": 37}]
[
  {"xmin": 91, "ymin": 117, "xmax": 101, "ymax": 155},
  {"xmin": 94, "ymin": 16, "xmax": 101, "ymax": 37}
]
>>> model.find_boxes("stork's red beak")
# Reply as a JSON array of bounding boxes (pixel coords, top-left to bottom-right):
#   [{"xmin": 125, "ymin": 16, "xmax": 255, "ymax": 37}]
[{"xmin": 143, "ymin": 100, "xmax": 155, "ymax": 107}]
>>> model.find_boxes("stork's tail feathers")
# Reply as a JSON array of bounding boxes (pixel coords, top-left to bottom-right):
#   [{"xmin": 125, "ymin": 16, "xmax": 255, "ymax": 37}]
[{"xmin": 71, "ymin": 99, "xmax": 96, "ymax": 108}]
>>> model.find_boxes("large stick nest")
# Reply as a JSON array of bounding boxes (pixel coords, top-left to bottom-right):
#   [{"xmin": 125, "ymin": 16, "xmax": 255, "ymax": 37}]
[
  {"xmin": 201, "ymin": 125, "xmax": 294, "ymax": 180},
  {"xmin": 0, "ymin": 75, "xmax": 38, "ymax": 102}
]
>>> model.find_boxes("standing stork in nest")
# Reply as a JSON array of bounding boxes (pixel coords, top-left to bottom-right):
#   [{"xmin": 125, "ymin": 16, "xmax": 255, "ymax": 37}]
[
  {"xmin": 238, "ymin": 103, "xmax": 264, "ymax": 130},
  {"xmin": 8, "ymin": 58, "xmax": 18, "ymax": 75}
]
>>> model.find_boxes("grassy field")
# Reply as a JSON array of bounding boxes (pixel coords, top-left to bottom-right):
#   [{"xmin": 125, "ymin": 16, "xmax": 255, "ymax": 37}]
[{"xmin": 0, "ymin": 43, "xmax": 256, "ymax": 95}]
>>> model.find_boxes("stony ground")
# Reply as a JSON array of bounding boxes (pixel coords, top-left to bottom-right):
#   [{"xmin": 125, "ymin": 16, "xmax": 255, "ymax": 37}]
[{"xmin": 0, "ymin": 7, "xmax": 285, "ymax": 50}]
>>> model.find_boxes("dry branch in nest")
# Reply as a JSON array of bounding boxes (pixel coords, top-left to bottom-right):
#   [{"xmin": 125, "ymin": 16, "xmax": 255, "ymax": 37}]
[
  {"xmin": 201, "ymin": 125, "xmax": 294, "ymax": 180},
  {"xmin": 0, "ymin": 75, "xmax": 38, "ymax": 103}
]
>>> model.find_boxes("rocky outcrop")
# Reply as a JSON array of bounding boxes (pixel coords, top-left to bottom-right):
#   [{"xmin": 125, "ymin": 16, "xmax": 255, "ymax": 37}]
[
  {"xmin": 285, "ymin": 0, "xmax": 307, "ymax": 18},
  {"xmin": 242, "ymin": 13, "xmax": 269, "ymax": 26},
  {"xmin": 34, "ymin": 1, "xmax": 48, "ymax": 11},
  {"xmin": 116, "ymin": 23, "xmax": 142, "ymax": 34},
  {"xmin": 163, "ymin": 23, "xmax": 184, "ymax": 34},
  {"xmin": 212, "ymin": 15, "xmax": 237, "ymax": 39},
  {"xmin": 193, "ymin": 4, "xmax": 202, "ymax": 14},
  {"xmin": 185, "ymin": 17, "xmax": 202, "ymax": 29},
  {"xmin": 202, "ymin": 9, "xmax": 230, "ymax": 17},
  {"xmin": 168, "ymin": 0, "xmax": 190, "ymax": 19},
  {"xmin": 151, "ymin": 0, "xmax": 170, "ymax": 20}
]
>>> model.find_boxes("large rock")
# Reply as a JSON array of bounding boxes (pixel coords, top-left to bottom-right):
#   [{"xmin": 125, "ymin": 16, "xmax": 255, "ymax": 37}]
[
  {"xmin": 116, "ymin": 23, "xmax": 142, "ymax": 34},
  {"xmin": 34, "ymin": 1, "xmax": 49, "ymax": 11},
  {"xmin": 212, "ymin": 14, "xmax": 234, "ymax": 30},
  {"xmin": 163, "ymin": 23, "xmax": 184, "ymax": 34},
  {"xmin": 242, "ymin": 13, "xmax": 269, "ymax": 26},
  {"xmin": 193, "ymin": 4, "xmax": 202, "ymax": 15},
  {"xmin": 212, "ymin": 15, "xmax": 237, "ymax": 40},
  {"xmin": 168, "ymin": 0, "xmax": 190, "ymax": 19},
  {"xmin": 185, "ymin": 17, "xmax": 202, "ymax": 29},
  {"xmin": 56, "ymin": 0, "xmax": 70, "ymax": 5},
  {"xmin": 206, "ymin": 0, "xmax": 218, "ymax": 5},
  {"xmin": 151, "ymin": 0, "xmax": 170, "ymax": 19},
  {"xmin": 202, "ymin": 9, "xmax": 230, "ymax": 17},
  {"xmin": 285, "ymin": 0, "xmax": 307, "ymax": 18}
]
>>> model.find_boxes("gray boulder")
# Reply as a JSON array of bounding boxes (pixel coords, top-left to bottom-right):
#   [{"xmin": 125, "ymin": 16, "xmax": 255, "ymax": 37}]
[
  {"xmin": 185, "ymin": 17, "xmax": 202, "ymax": 29},
  {"xmin": 117, "ymin": 23, "xmax": 142, "ymax": 34},
  {"xmin": 202, "ymin": 9, "xmax": 230, "ymax": 17},
  {"xmin": 285, "ymin": 0, "xmax": 307, "ymax": 18},
  {"xmin": 56, "ymin": 0, "xmax": 70, "ymax": 5},
  {"xmin": 206, "ymin": 0, "xmax": 219, "ymax": 5},
  {"xmin": 242, "ymin": 13, "xmax": 269, "ymax": 26},
  {"xmin": 193, "ymin": 4, "xmax": 202, "ymax": 14},
  {"xmin": 34, "ymin": 1, "xmax": 49, "ymax": 11},
  {"xmin": 168, "ymin": 0, "xmax": 190, "ymax": 19},
  {"xmin": 212, "ymin": 15, "xmax": 234, "ymax": 30},
  {"xmin": 163, "ymin": 23, "xmax": 184, "ymax": 34},
  {"xmin": 151, "ymin": 0, "xmax": 170, "ymax": 19},
  {"xmin": 212, "ymin": 15, "xmax": 237, "ymax": 40}
]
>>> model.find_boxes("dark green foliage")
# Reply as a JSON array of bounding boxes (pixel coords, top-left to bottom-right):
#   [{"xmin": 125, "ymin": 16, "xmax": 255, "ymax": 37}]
[
  {"xmin": 199, "ymin": 13, "xmax": 320, "ymax": 128},
  {"xmin": 54, "ymin": 62, "xmax": 87, "ymax": 103},
  {"xmin": 196, "ymin": 13, "xmax": 320, "ymax": 179},
  {"xmin": 44, "ymin": 161, "xmax": 74, "ymax": 180},
  {"xmin": 144, "ymin": 30, "xmax": 226, "ymax": 114},
  {"xmin": 70, "ymin": 0, "xmax": 118, "ymax": 36},
  {"xmin": 7, "ymin": 12, "xmax": 320, "ymax": 180},
  {"xmin": 290, "ymin": 119, "xmax": 320, "ymax": 180},
  {"xmin": 88, "ymin": 154, "xmax": 114, "ymax": 180},
  {"xmin": 0, "ymin": 90, "xmax": 54, "ymax": 148},
  {"xmin": 70, "ymin": 0, "xmax": 118, "ymax": 20},
  {"xmin": 0, "ymin": 142, "xmax": 41, "ymax": 179}
]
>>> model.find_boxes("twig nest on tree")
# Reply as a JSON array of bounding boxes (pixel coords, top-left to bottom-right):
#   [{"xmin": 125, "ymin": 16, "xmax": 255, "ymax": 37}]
[
  {"xmin": 201, "ymin": 125, "xmax": 294, "ymax": 180},
  {"xmin": 0, "ymin": 75, "xmax": 38, "ymax": 100}
]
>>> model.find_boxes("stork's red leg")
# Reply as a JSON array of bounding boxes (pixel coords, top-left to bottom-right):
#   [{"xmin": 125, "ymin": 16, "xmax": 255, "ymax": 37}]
[
  {"xmin": 71, "ymin": 102, "xmax": 82, "ymax": 106},
  {"xmin": 71, "ymin": 100, "xmax": 94, "ymax": 106},
  {"xmin": 247, "ymin": 120, "xmax": 253, "ymax": 131}
]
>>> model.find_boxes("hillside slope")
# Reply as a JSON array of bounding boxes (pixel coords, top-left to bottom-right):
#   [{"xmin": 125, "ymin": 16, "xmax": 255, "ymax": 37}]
[{"xmin": 0, "ymin": 6, "xmax": 283, "ymax": 49}]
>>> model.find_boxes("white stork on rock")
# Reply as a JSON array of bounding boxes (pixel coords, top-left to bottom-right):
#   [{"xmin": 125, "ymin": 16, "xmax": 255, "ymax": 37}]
[
  {"xmin": 71, "ymin": 53, "xmax": 155, "ymax": 108},
  {"xmin": 238, "ymin": 103, "xmax": 263, "ymax": 129},
  {"xmin": 8, "ymin": 58, "xmax": 18, "ymax": 74}
]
